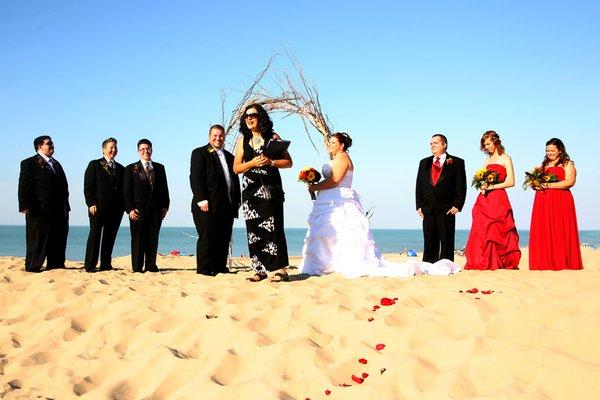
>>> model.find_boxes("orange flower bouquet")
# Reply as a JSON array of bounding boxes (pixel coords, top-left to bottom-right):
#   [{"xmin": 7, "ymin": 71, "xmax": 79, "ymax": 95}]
[
  {"xmin": 298, "ymin": 167, "xmax": 321, "ymax": 200},
  {"xmin": 523, "ymin": 167, "xmax": 558, "ymax": 190}
]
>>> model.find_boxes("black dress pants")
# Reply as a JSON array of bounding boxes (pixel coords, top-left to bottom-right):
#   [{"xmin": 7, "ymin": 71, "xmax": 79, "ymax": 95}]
[
  {"xmin": 25, "ymin": 213, "xmax": 68, "ymax": 271},
  {"xmin": 422, "ymin": 213, "xmax": 455, "ymax": 263},
  {"xmin": 84, "ymin": 210, "xmax": 123, "ymax": 270},
  {"xmin": 193, "ymin": 210, "xmax": 233, "ymax": 276},
  {"xmin": 130, "ymin": 206, "xmax": 162, "ymax": 272}
]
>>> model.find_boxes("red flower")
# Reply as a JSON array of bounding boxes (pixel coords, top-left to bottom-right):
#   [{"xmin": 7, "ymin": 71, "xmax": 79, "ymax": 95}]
[
  {"xmin": 380, "ymin": 297, "xmax": 396, "ymax": 306},
  {"xmin": 375, "ymin": 343, "xmax": 385, "ymax": 351},
  {"xmin": 351, "ymin": 375, "xmax": 364, "ymax": 384},
  {"xmin": 466, "ymin": 288, "xmax": 478, "ymax": 294},
  {"xmin": 325, "ymin": 389, "xmax": 331, "ymax": 395},
  {"xmin": 358, "ymin": 358, "xmax": 368, "ymax": 364},
  {"xmin": 446, "ymin": 157, "xmax": 454, "ymax": 165}
]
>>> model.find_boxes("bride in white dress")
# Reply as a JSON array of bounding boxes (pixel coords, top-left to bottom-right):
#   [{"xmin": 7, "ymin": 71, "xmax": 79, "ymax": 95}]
[{"xmin": 298, "ymin": 132, "xmax": 461, "ymax": 278}]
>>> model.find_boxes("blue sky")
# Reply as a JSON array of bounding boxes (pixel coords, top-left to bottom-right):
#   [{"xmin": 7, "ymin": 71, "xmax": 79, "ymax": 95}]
[{"xmin": 1, "ymin": 0, "xmax": 598, "ymax": 229}]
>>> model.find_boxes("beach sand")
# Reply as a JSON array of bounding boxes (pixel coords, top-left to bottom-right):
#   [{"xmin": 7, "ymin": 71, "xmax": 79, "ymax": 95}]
[{"xmin": 1, "ymin": 248, "xmax": 599, "ymax": 399}]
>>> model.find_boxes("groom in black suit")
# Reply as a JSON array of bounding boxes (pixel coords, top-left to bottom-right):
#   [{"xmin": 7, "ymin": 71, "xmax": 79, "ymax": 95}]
[
  {"xmin": 18, "ymin": 135, "xmax": 70, "ymax": 272},
  {"xmin": 83, "ymin": 138, "xmax": 125, "ymax": 272},
  {"xmin": 190, "ymin": 125, "xmax": 241, "ymax": 275},
  {"xmin": 415, "ymin": 134, "xmax": 466, "ymax": 262},
  {"xmin": 124, "ymin": 139, "xmax": 170, "ymax": 273}
]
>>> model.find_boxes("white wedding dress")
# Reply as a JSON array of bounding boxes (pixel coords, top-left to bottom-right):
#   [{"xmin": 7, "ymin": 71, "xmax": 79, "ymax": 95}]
[{"xmin": 298, "ymin": 163, "xmax": 461, "ymax": 278}]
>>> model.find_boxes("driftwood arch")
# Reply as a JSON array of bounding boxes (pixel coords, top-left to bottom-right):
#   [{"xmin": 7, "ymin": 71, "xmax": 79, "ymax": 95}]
[{"xmin": 221, "ymin": 52, "xmax": 333, "ymax": 153}]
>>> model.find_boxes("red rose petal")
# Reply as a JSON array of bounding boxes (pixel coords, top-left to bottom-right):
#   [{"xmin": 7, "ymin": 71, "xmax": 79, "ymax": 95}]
[
  {"xmin": 481, "ymin": 290, "xmax": 494, "ymax": 295},
  {"xmin": 351, "ymin": 375, "xmax": 364, "ymax": 384},
  {"xmin": 466, "ymin": 288, "xmax": 479, "ymax": 294},
  {"xmin": 368, "ymin": 317, "xmax": 374, "ymax": 322},
  {"xmin": 362, "ymin": 372, "xmax": 369, "ymax": 379},
  {"xmin": 372, "ymin": 305, "xmax": 380, "ymax": 311},
  {"xmin": 358, "ymin": 358, "xmax": 368, "ymax": 364},
  {"xmin": 475, "ymin": 297, "xmax": 481, "ymax": 300},
  {"xmin": 375, "ymin": 343, "xmax": 385, "ymax": 351},
  {"xmin": 380, "ymin": 297, "xmax": 396, "ymax": 306},
  {"xmin": 325, "ymin": 389, "xmax": 331, "ymax": 395},
  {"xmin": 338, "ymin": 383, "xmax": 351, "ymax": 387}
]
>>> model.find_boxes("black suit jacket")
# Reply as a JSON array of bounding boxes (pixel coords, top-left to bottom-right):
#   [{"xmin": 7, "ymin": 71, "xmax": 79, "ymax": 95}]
[
  {"xmin": 415, "ymin": 154, "xmax": 466, "ymax": 215},
  {"xmin": 190, "ymin": 145, "xmax": 241, "ymax": 217},
  {"xmin": 18, "ymin": 154, "xmax": 70, "ymax": 217},
  {"xmin": 84, "ymin": 158, "xmax": 125, "ymax": 214},
  {"xmin": 123, "ymin": 161, "xmax": 170, "ymax": 214}
]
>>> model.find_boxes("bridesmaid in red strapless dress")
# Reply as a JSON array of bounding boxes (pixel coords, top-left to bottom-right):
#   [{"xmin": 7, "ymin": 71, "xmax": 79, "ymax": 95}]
[
  {"xmin": 529, "ymin": 138, "xmax": 583, "ymax": 270},
  {"xmin": 465, "ymin": 131, "xmax": 521, "ymax": 270}
]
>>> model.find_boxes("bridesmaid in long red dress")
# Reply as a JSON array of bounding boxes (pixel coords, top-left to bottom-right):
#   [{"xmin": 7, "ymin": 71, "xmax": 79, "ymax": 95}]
[
  {"xmin": 529, "ymin": 138, "xmax": 583, "ymax": 270},
  {"xmin": 465, "ymin": 131, "xmax": 521, "ymax": 270}
]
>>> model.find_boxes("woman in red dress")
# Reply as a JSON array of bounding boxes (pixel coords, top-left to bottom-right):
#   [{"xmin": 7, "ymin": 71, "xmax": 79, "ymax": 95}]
[
  {"xmin": 529, "ymin": 138, "xmax": 583, "ymax": 270},
  {"xmin": 465, "ymin": 131, "xmax": 521, "ymax": 270}
]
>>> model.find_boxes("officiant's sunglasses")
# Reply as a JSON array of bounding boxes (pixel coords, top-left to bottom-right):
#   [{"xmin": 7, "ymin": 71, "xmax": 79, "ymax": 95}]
[{"xmin": 244, "ymin": 113, "xmax": 259, "ymax": 120}]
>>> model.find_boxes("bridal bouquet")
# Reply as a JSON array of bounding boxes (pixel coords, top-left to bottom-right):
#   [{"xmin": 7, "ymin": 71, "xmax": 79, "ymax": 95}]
[
  {"xmin": 522, "ymin": 167, "xmax": 558, "ymax": 190},
  {"xmin": 471, "ymin": 167, "xmax": 503, "ymax": 190},
  {"xmin": 298, "ymin": 167, "xmax": 321, "ymax": 200}
]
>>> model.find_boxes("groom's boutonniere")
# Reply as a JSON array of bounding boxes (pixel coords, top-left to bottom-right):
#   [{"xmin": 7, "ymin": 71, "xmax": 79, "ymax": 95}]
[
  {"xmin": 207, "ymin": 147, "xmax": 215, "ymax": 153},
  {"xmin": 100, "ymin": 158, "xmax": 110, "ymax": 173},
  {"xmin": 446, "ymin": 157, "xmax": 454, "ymax": 166},
  {"xmin": 133, "ymin": 164, "xmax": 141, "ymax": 174},
  {"xmin": 36, "ymin": 157, "xmax": 47, "ymax": 170}
]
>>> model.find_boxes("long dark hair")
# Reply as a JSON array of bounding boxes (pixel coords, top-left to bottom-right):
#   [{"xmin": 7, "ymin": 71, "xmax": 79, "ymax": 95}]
[
  {"xmin": 542, "ymin": 138, "xmax": 571, "ymax": 168},
  {"xmin": 480, "ymin": 130, "xmax": 505, "ymax": 155},
  {"xmin": 239, "ymin": 103, "xmax": 274, "ymax": 142}
]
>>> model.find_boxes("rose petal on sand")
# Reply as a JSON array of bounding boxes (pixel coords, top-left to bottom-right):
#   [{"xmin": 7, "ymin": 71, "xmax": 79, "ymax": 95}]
[
  {"xmin": 362, "ymin": 372, "xmax": 369, "ymax": 379},
  {"xmin": 466, "ymin": 288, "xmax": 479, "ymax": 294},
  {"xmin": 375, "ymin": 343, "xmax": 385, "ymax": 351},
  {"xmin": 359, "ymin": 358, "xmax": 368, "ymax": 364},
  {"xmin": 325, "ymin": 389, "xmax": 331, "ymax": 395},
  {"xmin": 482, "ymin": 290, "xmax": 494, "ymax": 294},
  {"xmin": 380, "ymin": 297, "xmax": 396, "ymax": 306},
  {"xmin": 368, "ymin": 317, "xmax": 374, "ymax": 322},
  {"xmin": 372, "ymin": 305, "xmax": 380, "ymax": 311},
  {"xmin": 351, "ymin": 375, "xmax": 364, "ymax": 384}
]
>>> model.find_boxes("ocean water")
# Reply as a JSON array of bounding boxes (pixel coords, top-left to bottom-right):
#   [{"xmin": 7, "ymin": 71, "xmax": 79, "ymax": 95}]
[{"xmin": 0, "ymin": 225, "xmax": 598, "ymax": 262}]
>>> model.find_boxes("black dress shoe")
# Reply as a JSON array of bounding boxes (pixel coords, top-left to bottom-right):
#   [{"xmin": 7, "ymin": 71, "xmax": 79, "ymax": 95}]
[
  {"xmin": 84, "ymin": 268, "xmax": 97, "ymax": 273},
  {"xmin": 46, "ymin": 265, "xmax": 66, "ymax": 270},
  {"xmin": 25, "ymin": 268, "xmax": 43, "ymax": 273},
  {"xmin": 99, "ymin": 266, "xmax": 114, "ymax": 271},
  {"xmin": 146, "ymin": 266, "xmax": 160, "ymax": 273}
]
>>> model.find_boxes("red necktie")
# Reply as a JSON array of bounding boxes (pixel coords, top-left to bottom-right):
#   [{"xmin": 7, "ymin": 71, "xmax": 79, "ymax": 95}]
[{"xmin": 431, "ymin": 156, "xmax": 441, "ymax": 185}]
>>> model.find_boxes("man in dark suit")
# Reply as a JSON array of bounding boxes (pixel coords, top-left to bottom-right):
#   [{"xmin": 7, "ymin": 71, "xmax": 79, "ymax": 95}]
[
  {"xmin": 83, "ymin": 137, "xmax": 125, "ymax": 272},
  {"xmin": 415, "ymin": 134, "xmax": 466, "ymax": 262},
  {"xmin": 190, "ymin": 124, "xmax": 241, "ymax": 275},
  {"xmin": 18, "ymin": 135, "xmax": 70, "ymax": 272},
  {"xmin": 123, "ymin": 139, "xmax": 170, "ymax": 273}
]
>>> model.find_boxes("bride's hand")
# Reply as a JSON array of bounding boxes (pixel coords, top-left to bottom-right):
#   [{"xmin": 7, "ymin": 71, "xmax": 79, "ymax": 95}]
[{"xmin": 308, "ymin": 183, "xmax": 318, "ymax": 193}]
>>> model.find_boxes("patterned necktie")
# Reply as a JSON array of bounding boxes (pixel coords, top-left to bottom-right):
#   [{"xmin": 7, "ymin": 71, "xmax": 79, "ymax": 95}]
[
  {"xmin": 432, "ymin": 156, "xmax": 442, "ymax": 184},
  {"xmin": 47, "ymin": 158, "xmax": 56, "ymax": 174},
  {"xmin": 144, "ymin": 161, "xmax": 153, "ymax": 186}
]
